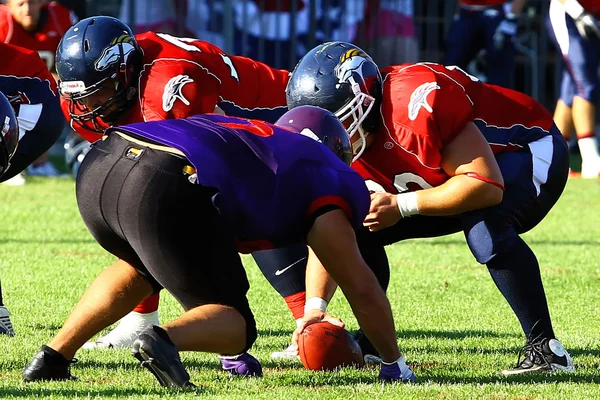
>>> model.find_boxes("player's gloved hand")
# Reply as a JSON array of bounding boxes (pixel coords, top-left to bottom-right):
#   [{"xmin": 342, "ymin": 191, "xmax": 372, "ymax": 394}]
[
  {"xmin": 493, "ymin": 13, "xmax": 519, "ymax": 50},
  {"xmin": 378, "ymin": 356, "xmax": 417, "ymax": 383},
  {"xmin": 292, "ymin": 309, "xmax": 344, "ymax": 348},
  {"xmin": 575, "ymin": 11, "xmax": 600, "ymax": 39}
]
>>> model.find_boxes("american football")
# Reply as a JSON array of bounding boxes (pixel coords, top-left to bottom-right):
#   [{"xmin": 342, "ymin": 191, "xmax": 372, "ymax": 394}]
[{"xmin": 298, "ymin": 322, "xmax": 364, "ymax": 371}]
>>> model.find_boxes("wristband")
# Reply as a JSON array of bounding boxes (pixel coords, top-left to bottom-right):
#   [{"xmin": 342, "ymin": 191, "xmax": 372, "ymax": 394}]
[
  {"xmin": 564, "ymin": 0, "xmax": 585, "ymax": 19},
  {"xmin": 505, "ymin": 12, "xmax": 518, "ymax": 21},
  {"xmin": 304, "ymin": 297, "xmax": 328, "ymax": 313},
  {"xmin": 396, "ymin": 192, "xmax": 419, "ymax": 218}
]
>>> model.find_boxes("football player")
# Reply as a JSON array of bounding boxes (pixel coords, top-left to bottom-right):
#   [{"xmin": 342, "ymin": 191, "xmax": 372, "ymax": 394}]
[
  {"xmin": 441, "ymin": 0, "xmax": 527, "ymax": 88},
  {"xmin": 547, "ymin": 0, "xmax": 600, "ymax": 178},
  {"xmin": 55, "ymin": 16, "xmax": 291, "ymax": 352},
  {"xmin": 260, "ymin": 41, "xmax": 575, "ymax": 376},
  {"xmin": 22, "ymin": 106, "xmax": 416, "ymax": 384},
  {"xmin": 0, "ymin": 0, "xmax": 76, "ymax": 178},
  {"xmin": 0, "ymin": 42, "xmax": 65, "ymax": 334}
]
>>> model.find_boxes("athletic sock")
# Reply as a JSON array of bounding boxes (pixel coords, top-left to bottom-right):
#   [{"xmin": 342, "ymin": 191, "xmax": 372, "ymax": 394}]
[
  {"xmin": 486, "ymin": 236, "xmax": 555, "ymax": 340},
  {"xmin": 284, "ymin": 291, "xmax": 306, "ymax": 320},
  {"xmin": 133, "ymin": 293, "xmax": 160, "ymax": 314}
]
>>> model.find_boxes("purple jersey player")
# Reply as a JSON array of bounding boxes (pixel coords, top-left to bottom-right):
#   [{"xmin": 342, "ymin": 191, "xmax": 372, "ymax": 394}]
[{"xmin": 23, "ymin": 105, "xmax": 416, "ymax": 385}]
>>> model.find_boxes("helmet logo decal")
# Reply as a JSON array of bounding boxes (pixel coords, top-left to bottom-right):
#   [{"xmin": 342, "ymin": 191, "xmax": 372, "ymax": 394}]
[
  {"xmin": 94, "ymin": 35, "xmax": 136, "ymax": 72},
  {"xmin": 408, "ymin": 82, "xmax": 440, "ymax": 121},
  {"xmin": 162, "ymin": 75, "xmax": 193, "ymax": 112},
  {"xmin": 334, "ymin": 49, "xmax": 372, "ymax": 87}
]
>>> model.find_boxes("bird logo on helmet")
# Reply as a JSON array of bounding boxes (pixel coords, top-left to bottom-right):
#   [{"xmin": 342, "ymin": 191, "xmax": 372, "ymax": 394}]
[
  {"xmin": 94, "ymin": 34, "xmax": 138, "ymax": 72},
  {"xmin": 286, "ymin": 42, "xmax": 382, "ymax": 163}
]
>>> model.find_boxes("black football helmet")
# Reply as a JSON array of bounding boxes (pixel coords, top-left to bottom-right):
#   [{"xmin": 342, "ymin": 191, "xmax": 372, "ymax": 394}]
[
  {"xmin": 0, "ymin": 92, "xmax": 19, "ymax": 178},
  {"xmin": 286, "ymin": 42, "xmax": 382, "ymax": 162},
  {"xmin": 275, "ymin": 105, "xmax": 352, "ymax": 165},
  {"xmin": 56, "ymin": 16, "xmax": 143, "ymax": 132}
]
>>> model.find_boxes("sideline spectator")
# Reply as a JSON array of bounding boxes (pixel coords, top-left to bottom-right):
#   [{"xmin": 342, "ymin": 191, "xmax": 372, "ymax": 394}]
[
  {"xmin": 547, "ymin": 0, "xmax": 600, "ymax": 178},
  {"xmin": 355, "ymin": 0, "xmax": 419, "ymax": 67},
  {"xmin": 441, "ymin": 0, "xmax": 527, "ymax": 88},
  {"xmin": 119, "ymin": 0, "xmax": 178, "ymax": 34}
]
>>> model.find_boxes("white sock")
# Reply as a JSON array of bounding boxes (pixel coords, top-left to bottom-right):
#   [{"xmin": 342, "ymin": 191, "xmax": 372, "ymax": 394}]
[{"xmin": 578, "ymin": 136, "xmax": 600, "ymax": 164}]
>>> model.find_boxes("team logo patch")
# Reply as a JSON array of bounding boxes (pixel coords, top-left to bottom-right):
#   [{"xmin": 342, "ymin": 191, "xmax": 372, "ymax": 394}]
[
  {"xmin": 94, "ymin": 35, "xmax": 136, "ymax": 72},
  {"xmin": 334, "ymin": 49, "xmax": 372, "ymax": 86},
  {"xmin": 408, "ymin": 82, "xmax": 440, "ymax": 121},
  {"xmin": 162, "ymin": 75, "xmax": 193, "ymax": 112}
]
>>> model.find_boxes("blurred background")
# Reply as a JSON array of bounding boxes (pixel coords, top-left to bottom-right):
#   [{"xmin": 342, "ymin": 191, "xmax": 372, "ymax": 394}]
[{"xmin": 73, "ymin": 0, "xmax": 559, "ymax": 109}]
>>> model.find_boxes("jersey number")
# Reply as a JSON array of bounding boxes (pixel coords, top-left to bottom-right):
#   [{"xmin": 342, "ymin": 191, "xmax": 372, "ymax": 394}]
[
  {"xmin": 366, "ymin": 172, "xmax": 433, "ymax": 194},
  {"xmin": 156, "ymin": 33, "xmax": 240, "ymax": 82}
]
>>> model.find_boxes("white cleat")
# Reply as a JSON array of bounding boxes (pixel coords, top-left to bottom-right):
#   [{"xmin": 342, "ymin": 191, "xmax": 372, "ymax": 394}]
[
  {"xmin": 2, "ymin": 172, "xmax": 26, "ymax": 186},
  {"xmin": 0, "ymin": 306, "xmax": 15, "ymax": 336},
  {"xmin": 83, "ymin": 311, "xmax": 159, "ymax": 349},
  {"xmin": 270, "ymin": 344, "xmax": 300, "ymax": 361}
]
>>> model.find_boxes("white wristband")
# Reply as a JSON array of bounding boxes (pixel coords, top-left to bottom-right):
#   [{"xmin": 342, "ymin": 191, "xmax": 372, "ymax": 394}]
[
  {"xmin": 396, "ymin": 192, "xmax": 419, "ymax": 218},
  {"xmin": 304, "ymin": 297, "xmax": 328, "ymax": 313},
  {"xmin": 564, "ymin": 0, "xmax": 585, "ymax": 20}
]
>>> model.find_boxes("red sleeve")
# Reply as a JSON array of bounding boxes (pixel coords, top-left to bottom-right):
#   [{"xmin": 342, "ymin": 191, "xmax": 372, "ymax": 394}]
[
  {"xmin": 218, "ymin": 54, "xmax": 290, "ymax": 109},
  {"xmin": 382, "ymin": 65, "xmax": 474, "ymax": 166},
  {"xmin": 138, "ymin": 59, "xmax": 221, "ymax": 121}
]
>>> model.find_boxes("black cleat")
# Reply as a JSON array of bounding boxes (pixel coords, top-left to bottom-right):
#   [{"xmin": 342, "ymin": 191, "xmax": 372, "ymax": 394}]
[
  {"xmin": 132, "ymin": 326, "xmax": 195, "ymax": 387},
  {"xmin": 353, "ymin": 329, "xmax": 382, "ymax": 365},
  {"xmin": 23, "ymin": 345, "xmax": 77, "ymax": 382},
  {"xmin": 500, "ymin": 338, "xmax": 575, "ymax": 376}
]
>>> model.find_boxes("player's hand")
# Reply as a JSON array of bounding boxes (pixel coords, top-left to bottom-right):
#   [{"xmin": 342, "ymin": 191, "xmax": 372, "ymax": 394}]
[
  {"xmin": 292, "ymin": 310, "xmax": 344, "ymax": 348},
  {"xmin": 493, "ymin": 14, "xmax": 518, "ymax": 50},
  {"xmin": 575, "ymin": 12, "xmax": 600, "ymax": 40},
  {"xmin": 363, "ymin": 192, "xmax": 401, "ymax": 232}
]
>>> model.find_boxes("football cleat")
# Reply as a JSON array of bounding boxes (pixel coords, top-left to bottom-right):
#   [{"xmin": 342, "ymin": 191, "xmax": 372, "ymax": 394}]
[
  {"xmin": 270, "ymin": 344, "xmax": 300, "ymax": 361},
  {"xmin": 219, "ymin": 352, "xmax": 263, "ymax": 377},
  {"xmin": 500, "ymin": 338, "xmax": 575, "ymax": 376},
  {"xmin": 22, "ymin": 345, "xmax": 77, "ymax": 382},
  {"xmin": 132, "ymin": 326, "xmax": 194, "ymax": 387},
  {"xmin": 83, "ymin": 311, "xmax": 159, "ymax": 349},
  {"xmin": 0, "ymin": 306, "xmax": 15, "ymax": 336},
  {"xmin": 378, "ymin": 356, "xmax": 416, "ymax": 383}
]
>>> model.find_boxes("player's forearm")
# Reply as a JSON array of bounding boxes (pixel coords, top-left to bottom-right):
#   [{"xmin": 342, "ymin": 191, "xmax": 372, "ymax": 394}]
[
  {"xmin": 341, "ymin": 269, "xmax": 401, "ymax": 363},
  {"xmin": 413, "ymin": 174, "xmax": 503, "ymax": 216},
  {"xmin": 305, "ymin": 247, "xmax": 338, "ymax": 305}
]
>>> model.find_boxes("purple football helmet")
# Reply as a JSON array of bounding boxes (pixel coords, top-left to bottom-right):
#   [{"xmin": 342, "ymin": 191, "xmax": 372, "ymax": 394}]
[{"xmin": 275, "ymin": 105, "xmax": 353, "ymax": 165}]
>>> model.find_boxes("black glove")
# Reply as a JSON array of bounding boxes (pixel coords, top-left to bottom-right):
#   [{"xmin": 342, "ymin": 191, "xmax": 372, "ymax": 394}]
[
  {"xmin": 493, "ymin": 14, "xmax": 519, "ymax": 50},
  {"xmin": 575, "ymin": 11, "xmax": 600, "ymax": 40}
]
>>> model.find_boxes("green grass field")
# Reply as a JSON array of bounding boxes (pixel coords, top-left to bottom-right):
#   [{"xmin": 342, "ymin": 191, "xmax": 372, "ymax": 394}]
[{"xmin": 0, "ymin": 176, "xmax": 599, "ymax": 399}]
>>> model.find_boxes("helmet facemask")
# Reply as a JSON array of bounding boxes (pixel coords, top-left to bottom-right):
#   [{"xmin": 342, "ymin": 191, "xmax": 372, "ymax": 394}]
[
  {"xmin": 58, "ymin": 41, "xmax": 139, "ymax": 133},
  {"xmin": 334, "ymin": 76, "xmax": 376, "ymax": 163}
]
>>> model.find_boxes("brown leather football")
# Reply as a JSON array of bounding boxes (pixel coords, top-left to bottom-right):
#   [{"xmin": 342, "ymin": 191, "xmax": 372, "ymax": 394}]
[{"xmin": 298, "ymin": 322, "xmax": 364, "ymax": 371}]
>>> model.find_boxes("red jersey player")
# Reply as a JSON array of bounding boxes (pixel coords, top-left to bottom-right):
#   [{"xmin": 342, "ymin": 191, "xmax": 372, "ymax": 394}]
[
  {"xmin": 0, "ymin": 42, "xmax": 64, "ymax": 333},
  {"xmin": 260, "ymin": 41, "xmax": 576, "ymax": 377},
  {"xmin": 0, "ymin": 0, "xmax": 75, "ymax": 72},
  {"xmin": 55, "ymin": 16, "xmax": 290, "ymax": 352}
]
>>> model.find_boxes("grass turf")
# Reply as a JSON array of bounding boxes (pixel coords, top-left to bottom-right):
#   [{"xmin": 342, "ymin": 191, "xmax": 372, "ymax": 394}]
[{"xmin": 0, "ymin": 176, "xmax": 599, "ymax": 399}]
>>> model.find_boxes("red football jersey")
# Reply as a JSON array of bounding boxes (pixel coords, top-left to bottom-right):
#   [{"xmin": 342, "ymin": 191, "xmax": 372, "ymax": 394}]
[
  {"xmin": 352, "ymin": 63, "xmax": 554, "ymax": 194},
  {"xmin": 0, "ymin": 42, "xmax": 55, "ymax": 85},
  {"xmin": 64, "ymin": 32, "xmax": 290, "ymax": 142},
  {"xmin": 0, "ymin": 2, "xmax": 75, "ymax": 71}
]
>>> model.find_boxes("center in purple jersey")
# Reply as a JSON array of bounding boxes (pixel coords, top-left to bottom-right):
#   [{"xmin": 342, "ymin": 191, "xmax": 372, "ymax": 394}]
[{"xmin": 107, "ymin": 114, "xmax": 370, "ymax": 252}]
